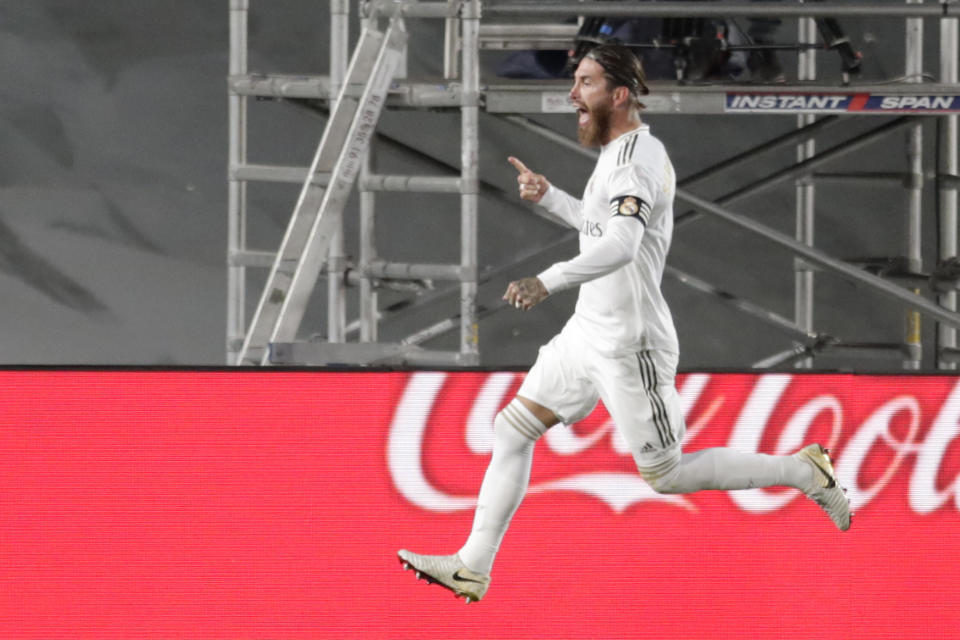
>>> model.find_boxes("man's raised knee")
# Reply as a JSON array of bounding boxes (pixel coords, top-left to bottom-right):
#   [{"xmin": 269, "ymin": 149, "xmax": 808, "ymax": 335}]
[
  {"xmin": 635, "ymin": 451, "xmax": 681, "ymax": 494},
  {"xmin": 638, "ymin": 468, "xmax": 679, "ymax": 494}
]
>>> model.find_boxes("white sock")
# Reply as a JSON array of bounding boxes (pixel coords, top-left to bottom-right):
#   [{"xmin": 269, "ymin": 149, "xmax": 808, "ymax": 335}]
[
  {"xmin": 458, "ymin": 399, "xmax": 547, "ymax": 575},
  {"xmin": 641, "ymin": 447, "xmax": 814, "ymax": 494}
]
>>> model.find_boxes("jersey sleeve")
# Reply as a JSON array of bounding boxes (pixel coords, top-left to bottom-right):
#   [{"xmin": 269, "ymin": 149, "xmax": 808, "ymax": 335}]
[
  {"xmin": 538, "ymin": 183, "xmax": 584, "ymax": 230},
  {"xmin": 536, "ymin": 214, "xmax": 644, "ymax": 293}
]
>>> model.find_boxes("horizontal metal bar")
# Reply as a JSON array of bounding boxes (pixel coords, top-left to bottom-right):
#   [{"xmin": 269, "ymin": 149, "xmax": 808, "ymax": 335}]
[
  {"xmin": 824, "ymin": 342, "xmax": 908, "ymax": 359},
  {"xmin": 230, "ymin": 74, "xmax": 463, "ymax": 107},
  {"xmin": 361, "ymin": 1, "xmax": 462, "ymax": 19},
  {"xmin": 942, "ymin": 173, "xmax": 960, "ymax": 187},
  {"xmin": 387, "ymin": 83, "xmax": 463, "ymax": 108},
  {"xmin": 229, "ymin": 250, "xmax": 277, "ymax": 268},
  {"xmin": 484, "ymin": 2, "xmax": 959, "ymax": 19},
  {"xmin": 345, "ymin": 269, "xmax": 429, "ymax": 292},
  {"xmin": 481, "ymin": 39, "xmax": 575, "ymax": 51},
  {"xmin": 480, "ymin": 23, "xmax": 577, "ymax": 38},
  {"xmin": 230, "ymin": 74, "xmax": 331, "ymax": 98},
  {"xmin": 236, "ymin": 74, "xmax": 960, "ymax": 115},
  {"xmin": 364, "ymin": 260, "xmax": 465, "ymax": 281},
  {"xmin": 813, "ymin": 171, "xmax": 909, "ymax": 185},
  {"xmin": 489, "ymin": 80, "xmax": 960, "ymax": 97},
  {"xmin": 675, "ymin": 189, "xmax": 960, "ymax": 331},
  {"xmin": 480, "ymin": 23, "xmax": 577, "ymax": 48},
  {"xmin": 939, "ymin": 347, "xmax": 960, "ymax": 364},
  {"xmin": 269, "ymin": 341, "xmax": 470, "ymax": 366},
  {"xmin": 230, "ymin": 251, "xmax": 350, "ymax": 273},
  {"xmin": 236, "ymin": 169, "xmax": 461, "ymax": 193},
  {"xmin": 359, "ymin": 174, "xmax": 463, "ymax": 192},
  {"xmin": 231, "ymin": 163, "xmax": 328, "ymax": 185},
  {"xmin": 883, "ymin": 272, "xmax": 930, "ymax": 289}
]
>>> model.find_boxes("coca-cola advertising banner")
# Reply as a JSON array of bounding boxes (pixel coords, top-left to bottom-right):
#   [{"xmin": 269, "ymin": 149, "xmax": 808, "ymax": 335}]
[{"xmin": 2, "ymin": 370, "xmax": 959, "ymax": 639}]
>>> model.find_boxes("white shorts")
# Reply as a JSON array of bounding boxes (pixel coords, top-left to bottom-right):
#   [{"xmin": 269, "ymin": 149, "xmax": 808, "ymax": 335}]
[{"xmin": 517, "ymin": 320, "xmax": 685, "ymax": 465}]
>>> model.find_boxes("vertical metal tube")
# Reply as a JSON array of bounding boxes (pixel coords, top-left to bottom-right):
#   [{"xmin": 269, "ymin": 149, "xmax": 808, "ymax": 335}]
[
  {"xmin": 359, "ymin": 7, "xmax": 381, "ymax": 343},
  {"xmin": 460, "ymin": 0, "xmax": 480, "ymax": 364},
  {"xmin": 330, "ymin": 0, "xmax": 349, "ymax": 91},
  {"xmin": 795, "ymin": 14, "xmax": 816, "ymax": 368},
  {"xmin": 444, "ymin": 14, "xmax": 460, "ymax": 79},
  {"xmin": 904, "ymin": 0, "xmax": 924, "ymax": 369},
  {"xmin": 227, "ymin": 0, "xmax": 249, "ymax": 365},
  {"xmin": 359, "ymin": 144, "xmax": 378, "ymax": 343},
  {"xmin": 397, "ymin": 18, "xmax": 409, "ymax": 79},
  {"xmin": 327, "ymin": 0, "xmax": 350, "ymax": 343},
  {"xmin": 939, "ymin": 14, "xmax": 959, "ymax": 368}
]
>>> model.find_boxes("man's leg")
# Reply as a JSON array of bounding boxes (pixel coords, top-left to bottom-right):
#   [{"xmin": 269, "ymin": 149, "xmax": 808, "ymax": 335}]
[
  {"xmin": 397, "ymin": 397, "xmax": 557, "ymax": 603},
  {"xmin": 399, "ymin": 326, "xmax": 596, "ymax": 600},
  {"xmin": 637, "ymin": 442, "xmax": 812, "ymax": 494},
  {"xmin": 457, "ymin": 397, "xmax": 559, "ymax": 575},
  {"xmin": 604, "ymin": 350, "xmax": 850, "ymax": 530},
  {"xmin": 636, "ymin": 443, "xmax": 850, "ymax": 531}
]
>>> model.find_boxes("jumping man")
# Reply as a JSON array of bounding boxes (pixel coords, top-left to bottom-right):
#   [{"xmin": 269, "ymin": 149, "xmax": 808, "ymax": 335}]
[{"xmin": 398, "ymin": 44, "xmax": 850, "ymax": 604}]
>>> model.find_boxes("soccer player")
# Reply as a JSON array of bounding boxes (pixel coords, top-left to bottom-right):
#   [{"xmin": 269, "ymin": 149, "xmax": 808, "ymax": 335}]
[{"xmin": 398, "ymin": 44, "xmax": 850, "ymax": 604}]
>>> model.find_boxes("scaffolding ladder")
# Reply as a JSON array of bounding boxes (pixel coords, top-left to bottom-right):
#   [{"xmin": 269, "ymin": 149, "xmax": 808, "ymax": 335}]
[{"xmin": 228, "ymin": 0, "xmax": 482, "ymax": 366}]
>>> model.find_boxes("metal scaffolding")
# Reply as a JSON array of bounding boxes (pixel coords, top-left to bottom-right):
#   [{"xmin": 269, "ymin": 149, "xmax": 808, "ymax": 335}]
[{"xmin": 227, "ymin": 0, "xmax": 960, "ymax": 369}]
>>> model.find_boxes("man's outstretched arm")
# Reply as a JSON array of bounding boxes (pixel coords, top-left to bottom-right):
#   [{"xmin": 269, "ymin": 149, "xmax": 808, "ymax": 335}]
[{"xmin": 504, "ymin": 213, "xmax": 644, "ymax": 311}]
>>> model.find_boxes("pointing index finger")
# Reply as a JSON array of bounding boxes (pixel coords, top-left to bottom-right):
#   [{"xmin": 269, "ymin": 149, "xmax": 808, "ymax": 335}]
[{"xmin": 507, "ymin": 156, "xmax": 530, "ymax": 174}]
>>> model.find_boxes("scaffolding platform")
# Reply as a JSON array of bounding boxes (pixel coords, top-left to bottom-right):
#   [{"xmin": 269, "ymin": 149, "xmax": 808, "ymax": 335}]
[{"xmin": 227, "ymin": 0, "xmax": 960, "ymax": 369}]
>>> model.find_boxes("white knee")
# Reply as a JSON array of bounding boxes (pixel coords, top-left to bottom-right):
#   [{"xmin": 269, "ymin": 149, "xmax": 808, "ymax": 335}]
[
  {"xmin": 494, "ymin": 399, "xmax": 548, "ymax": 446},
  {"xmin": 639, "ymin": 469, "xmax": 679, "ymax": 494},
  {"xmin": 635, "ymin": 450, "xmax": 682, "ymax": 494}
]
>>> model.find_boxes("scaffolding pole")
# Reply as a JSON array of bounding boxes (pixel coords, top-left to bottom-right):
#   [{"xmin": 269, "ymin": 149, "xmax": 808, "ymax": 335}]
[
  {"xmin": 359, "ymin": 8, "xmax": 378, "ymax": 344},
  {"xmin": 905, "ymin": 0, "xmax": 925, "ymax": 368},
  {"xmin": 460, "ymin": 0, "xmax": 481, "ymax": 363},
  {"xmin": 327, "ymin": 0, "xmax": 351, "ymax": 344},
  {"xmin": 795, "ymin": 14, "xmax": 817, "ymax": 368},
  {"xmin": 227, "ymin": 0, "xmax": 249, "ymax": 364},
  {"xmin": 359, "ymin": 143, "xmax": 378, "ymax": 343},
  {"xmin": 939, "ymin": 11, "xmax": 960, "ymax": 367}
]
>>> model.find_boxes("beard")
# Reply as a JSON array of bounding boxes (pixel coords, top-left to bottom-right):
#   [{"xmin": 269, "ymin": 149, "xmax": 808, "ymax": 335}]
[{"xmin": 577, "ymin": 99, "xmax": 613, "ymax": 148}]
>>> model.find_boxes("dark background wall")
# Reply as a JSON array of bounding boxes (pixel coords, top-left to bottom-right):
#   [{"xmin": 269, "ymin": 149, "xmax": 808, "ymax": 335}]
[{"xmin": 0, "ymin": 1, "xmax": 952, "ymax": 369}]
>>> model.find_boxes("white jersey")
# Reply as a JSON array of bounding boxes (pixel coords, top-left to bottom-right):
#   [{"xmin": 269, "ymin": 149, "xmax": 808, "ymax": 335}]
[{"xmin": 536, "ymin": 124, "xmax": 679, "ymax": 356}]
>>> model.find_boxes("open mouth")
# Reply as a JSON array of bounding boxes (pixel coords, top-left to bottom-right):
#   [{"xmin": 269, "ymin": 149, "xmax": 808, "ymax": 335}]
[{"xmin": 575, "ymin": 105, "xmax": 589, "ymax": 126}]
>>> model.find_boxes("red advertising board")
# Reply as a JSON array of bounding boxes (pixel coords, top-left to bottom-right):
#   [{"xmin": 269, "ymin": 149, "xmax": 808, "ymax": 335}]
[{"xmin": 2, "ymin": 370, "xmax": 959, "ymax": 639}]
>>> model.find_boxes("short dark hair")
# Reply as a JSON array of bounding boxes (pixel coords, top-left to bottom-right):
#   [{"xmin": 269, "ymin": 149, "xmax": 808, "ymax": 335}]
[{"xmin": 584, "ymin": 44, "xmax": 650, "ymax": 105}]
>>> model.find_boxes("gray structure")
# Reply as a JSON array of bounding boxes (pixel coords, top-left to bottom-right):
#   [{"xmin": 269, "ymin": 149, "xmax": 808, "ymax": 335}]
[{"xmin": 2, "ymin": 2, "xmax": 959, "ymax": 369}]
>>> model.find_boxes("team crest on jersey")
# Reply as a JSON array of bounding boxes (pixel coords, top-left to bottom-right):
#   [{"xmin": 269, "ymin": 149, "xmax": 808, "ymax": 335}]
[
  {"xmin": 619, "ymin": 197, "xmax": 639, "ymax": 215},
  {"xmin": 609, "ymin": 195, "xmax": 651, "ymax": 223}
]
